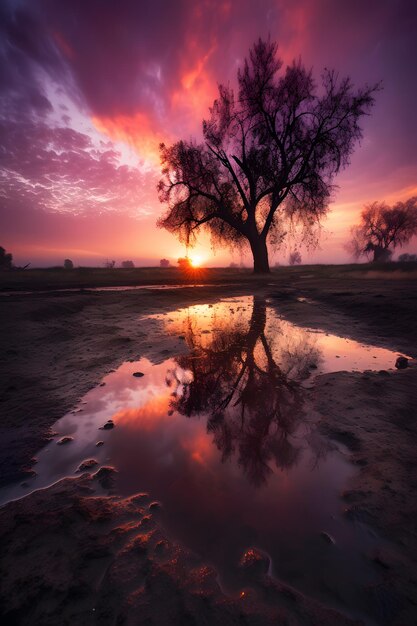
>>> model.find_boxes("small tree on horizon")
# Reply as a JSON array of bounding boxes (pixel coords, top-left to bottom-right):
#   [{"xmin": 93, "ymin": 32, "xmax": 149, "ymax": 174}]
[
  {"xmin": 398, "ymin": 252, "xmax": 417, "ymax": 263},
  {"xmin": 177, "ymin": 257, "xmax": 192, "ymax": 270},
  {"xmin": 157, "ymin": 38, "xmax": 378, "ymax": 273},
  {"xmin": 64, "ymin": 258, "xmax": 74, "ymax": 269},
  {"xmin": 160, "ymin": 258, "xmax": 170, "ymax": 267},
  {"xmin": 121, "ymin": 260, "xmax": 135, "ymax": 268},
  {"xmin": 289, "ymin": 250, "xmax": 302, "ymax": 266},
  {"xmin": 0, "ymin": 246, "xmax": 13, "ymax": 270},
  {"xmin": 347, "ymin": 197, "xmax": 417, "ymax": 262}
]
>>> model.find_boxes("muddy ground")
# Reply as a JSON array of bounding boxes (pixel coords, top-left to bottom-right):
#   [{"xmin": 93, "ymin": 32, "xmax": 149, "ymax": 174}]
[{"xmin": 0, "ymin": 268, "xmax": 416, "ymax": 624}]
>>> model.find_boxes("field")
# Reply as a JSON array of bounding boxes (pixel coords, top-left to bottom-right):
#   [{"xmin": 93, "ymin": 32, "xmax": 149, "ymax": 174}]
[
  {"xmin": 2, "ymin": 261, "xmax": 417, "ymax": 291},
  {"xmin": 0, "ymin": 264, "xmax": 417, "ymax": 624}
]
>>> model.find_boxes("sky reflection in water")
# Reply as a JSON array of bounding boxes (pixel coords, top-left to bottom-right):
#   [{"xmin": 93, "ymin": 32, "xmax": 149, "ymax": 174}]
[{"xmin": 1, "ymin": 296, "xmax": 403, "ymax": 621}]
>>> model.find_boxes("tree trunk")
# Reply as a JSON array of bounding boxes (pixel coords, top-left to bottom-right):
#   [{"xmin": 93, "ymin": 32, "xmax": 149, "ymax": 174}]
[
  {"xmin": 372, "ymin": 246, "xmax": 391, "ymax": 262},
  {"xmin": 249, "ymin": 236, "xmax": 270, "ymax": 273}
]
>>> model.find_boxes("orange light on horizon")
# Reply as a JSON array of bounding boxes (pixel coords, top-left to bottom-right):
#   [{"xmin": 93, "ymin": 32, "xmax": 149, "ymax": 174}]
[{"xmin": 189, "ymin": 254, "xmax": 203, "ymax": 267}]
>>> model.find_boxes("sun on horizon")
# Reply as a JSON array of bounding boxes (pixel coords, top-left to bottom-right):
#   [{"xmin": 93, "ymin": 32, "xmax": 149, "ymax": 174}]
[{"xmin": 189, "ymin": 254, "xmax": 203, "ymax": 267}]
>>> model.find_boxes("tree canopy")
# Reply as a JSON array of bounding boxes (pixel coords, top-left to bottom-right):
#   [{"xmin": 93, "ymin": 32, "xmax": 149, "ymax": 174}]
[
  {"xmin": 158, "ymin": 38, "xmax": 378, "ymax": 272},
  {"xmin": 347, "ymin": 197, "xmax": 417, "ymax": 262}
]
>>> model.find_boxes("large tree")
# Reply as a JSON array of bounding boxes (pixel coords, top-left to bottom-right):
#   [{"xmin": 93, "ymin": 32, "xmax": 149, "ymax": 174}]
[
  {"xmin": 347, "ymin": 197, "xmax": 417, "ymax": 262},
  {"xmin": 158, "ymin": 39, "xmax": 378, "ymax": 273}
]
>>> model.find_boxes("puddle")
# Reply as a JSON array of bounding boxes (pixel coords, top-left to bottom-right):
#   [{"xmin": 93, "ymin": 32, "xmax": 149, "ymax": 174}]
[
  {"xmin": 0, "ymin": 283, "xmax": 220, "ymax": 296},
  {"xmin": 0, "ymin": 295, "xmax": 406, "ymax": 623}
]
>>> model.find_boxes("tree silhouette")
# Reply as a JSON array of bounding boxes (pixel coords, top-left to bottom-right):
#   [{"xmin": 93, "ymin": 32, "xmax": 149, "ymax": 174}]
[
  {"xmin": 158, "ymin": 38, "xmax": 378, "ymax": 273},
  {"xmin": 289, "ymin": 250, "xmax": 302, "ymax": 266},
  {"xmin": 166, "ymin": 297, "xmax": 320, "ymax": 486},
  {"xmin": 398, "ymin": 253, "xmax": 417, "ymax": 263},
  {"xmin": 177, "ymin": 257, "xmax": 192, "ymax": 270},
  {"xmin": 347, "ymin": 197, "xmax": 417, "ymax": 262},
  {"xmin": 0, "ymin": 246, "xmax": 13, "ymax": 270}
]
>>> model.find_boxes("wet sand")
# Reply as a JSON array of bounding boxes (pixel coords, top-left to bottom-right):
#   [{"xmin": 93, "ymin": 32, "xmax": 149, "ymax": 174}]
[{"xmin": 1, "ymin": 267, "xmax": 416, "ymax": 624}]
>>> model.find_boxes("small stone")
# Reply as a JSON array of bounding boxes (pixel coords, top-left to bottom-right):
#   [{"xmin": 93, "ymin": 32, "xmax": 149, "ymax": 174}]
[
  {"xmin": 395, "ymin": 356, "xmax": 408, "ymax": 369},
  {"xmin": 320, "ymin": 531, "xmax": 335, "ymax": 545},
  {"xmin": 96, "ymin": 441, "xmax": 104, "ymax": 447},
  {"xmin": 100, "ymin": 421, "xmax": 114, "ymax": 430},
  {"xmin": 57, "ymin": 436, "xmax": 74, "ymax": 445},
  {"xmin": 77, "ymin": 459, "xmax": 98, "ymax": 472},
  {"xmin": 133, "ymin": 372, "xmax": 144, "ymax": 377},
  {"xmin": 149, "ymin": 501, "xmax": 162, "ymax": 511}
]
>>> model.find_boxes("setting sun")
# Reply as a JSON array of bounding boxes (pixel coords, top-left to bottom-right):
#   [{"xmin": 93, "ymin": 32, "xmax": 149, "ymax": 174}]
[{"xmin": 189, "ymin": 255, "xmax": 202, "ymax": 267}]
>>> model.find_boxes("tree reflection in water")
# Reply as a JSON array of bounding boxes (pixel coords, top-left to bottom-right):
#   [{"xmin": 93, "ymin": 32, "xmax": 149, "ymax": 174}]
[{"xmin": 165, "ymin": 296, "xmax": 321, "ymax": 486}]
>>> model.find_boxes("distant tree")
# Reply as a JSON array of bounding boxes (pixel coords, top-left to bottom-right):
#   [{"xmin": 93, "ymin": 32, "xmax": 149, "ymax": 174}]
[
  {"xmin": 347, "ymin": 198, "xmax": 417, "ymax": 262},
  {"xmin": 177, "ymin": 257, "xmax": 192, "ymax": 270},
  {"xmin": 160, "ymin": 258, "xmax": 170, "ymax": 267},
  {"xmin": 0, "ymin": 246, "xmax": 13, "ymax": 270},
  {"xmin": 157, "ymin": 38, "xmax": 378, "ymax": 273},
  {"xmin": 289, "ymin": 250, "xmax": 302, "ymax": 266},
  {"xmin": 104, "ymin": 259, "xmax": 116, "ymax": 269},
  {"xmin": 64, "ymin": 258, "xmax": 74, "ymax": 269},
  {"xmin": 398, "ymin": 252, "xmax": 417, "ymax": 263},
  {"xmin": 121, "ymin": 260, "xmax": 135, "ymax": 268},
  {"xmin": 229, "ymin": 262, "xmax": 239, "ymax": 268}
]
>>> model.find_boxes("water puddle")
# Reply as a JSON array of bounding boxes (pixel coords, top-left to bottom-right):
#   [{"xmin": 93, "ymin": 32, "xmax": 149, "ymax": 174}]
[
  {"xmin": 1, "ymin": 295, "xmax": 406, "ymax": 623},
  {"xmin": 0, "ymin": 283, "xmax": 231, "ymax": 296}
]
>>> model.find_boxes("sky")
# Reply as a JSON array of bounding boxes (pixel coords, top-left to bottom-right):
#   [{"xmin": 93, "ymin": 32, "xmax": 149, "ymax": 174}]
[{"xmin": 1, "ymin": 0, "xmax": 416, "ymax": 267}]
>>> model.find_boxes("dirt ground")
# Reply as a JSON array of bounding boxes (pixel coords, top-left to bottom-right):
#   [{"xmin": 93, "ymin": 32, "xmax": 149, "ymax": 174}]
[{"xmin": 0, "ymin": 266, "xmax": 416, "ymax": 624}]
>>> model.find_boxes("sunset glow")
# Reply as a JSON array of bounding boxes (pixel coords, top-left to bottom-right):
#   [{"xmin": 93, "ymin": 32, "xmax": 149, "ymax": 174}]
[
  {"xmin": 0, "ymin": 1, "xmax": 416, "ymax": 266},
  {"xmin": 189, "ymin": 255, "xmax": 203, "ymax": 267}
]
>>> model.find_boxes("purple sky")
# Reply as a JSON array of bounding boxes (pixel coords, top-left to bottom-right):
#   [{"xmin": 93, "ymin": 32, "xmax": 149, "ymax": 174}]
[{"xmin": 1, "ymin": 0, "xmax": 416, "ymax": 266}]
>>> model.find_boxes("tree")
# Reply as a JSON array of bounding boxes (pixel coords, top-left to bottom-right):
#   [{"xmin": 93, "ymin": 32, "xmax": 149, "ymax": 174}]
[
  {"xmin": 158, "ymin": 38, "xmax": 378, "ymax": 273},
  {"xmin": 0, "ymin": 246, "xmax": 13, "ymax": 270},
  {"xmin": 177, "ymin": 257, "xmax": 192, "ymax": 270},
  {"xmin": 121, "ymin": 260, "xmax": 135, "ymax": 268},
  {"xmin": 398, "ymin": 253, "xmax": 417, "ymax": 263},
  {"xmin": 160, "ymin": 258, "xmax": 170, "ymax": 267},
  {"xmin": 289, "ymin": 250, "xmax": 302, "ymax": 266},
  {"xmin": 64, "ymin": 258, "xmax": 74, "ymax": 269},
  {"xmin": 104, "ymin": 259, "xmax": 116, "ymax": 268},
  {"xmin": 347, "ymin": 197, "xmax": 417, "ymax": 262}
]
